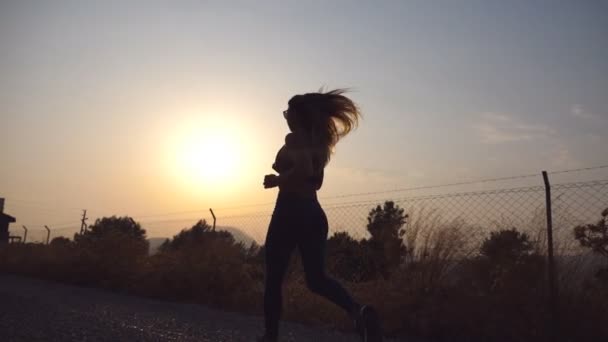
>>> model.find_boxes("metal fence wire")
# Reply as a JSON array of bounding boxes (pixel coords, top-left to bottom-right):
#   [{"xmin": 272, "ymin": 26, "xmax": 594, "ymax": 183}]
[
  {"xmin": 7, "ymin": 170, "xmax": 608, "ymax": 292},
  {"xmin": 216, "ymin": 177, "xmax": 608, "ymax": 287}
]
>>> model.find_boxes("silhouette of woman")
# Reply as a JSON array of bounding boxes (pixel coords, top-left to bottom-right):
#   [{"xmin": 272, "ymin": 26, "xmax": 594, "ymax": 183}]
[{"xmin": 259, "ymin": 89, "xmax": 382, "ymax": 342}]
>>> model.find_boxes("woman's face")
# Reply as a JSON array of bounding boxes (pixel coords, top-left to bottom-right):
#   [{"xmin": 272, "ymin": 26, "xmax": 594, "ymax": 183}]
[{"xmin": 284, "ymin": 108, "xmax": 300, "ymax": 132}]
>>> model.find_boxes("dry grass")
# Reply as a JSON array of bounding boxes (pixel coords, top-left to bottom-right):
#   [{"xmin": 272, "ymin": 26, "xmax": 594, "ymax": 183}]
[{"xmin": 1, "ymin": 213, "xmax": 607, "ymax": 341}]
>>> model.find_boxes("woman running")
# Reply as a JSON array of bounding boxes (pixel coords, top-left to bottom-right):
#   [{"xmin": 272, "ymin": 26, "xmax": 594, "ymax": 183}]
[{"xmin": 259, "ymin": 89, "xmax": 382, "ymax": 342}]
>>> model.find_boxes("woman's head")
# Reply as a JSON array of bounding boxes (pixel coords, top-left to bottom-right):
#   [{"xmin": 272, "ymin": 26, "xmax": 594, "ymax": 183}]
[{"xmin": 284, "ymin": 89, "xmax": 361, "ymax": 161}]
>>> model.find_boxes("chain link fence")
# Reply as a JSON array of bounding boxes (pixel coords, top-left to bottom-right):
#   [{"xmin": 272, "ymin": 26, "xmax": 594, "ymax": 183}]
[{"xmin": 214, "ymin": 176, "xmax": 608, "ymax": 289}]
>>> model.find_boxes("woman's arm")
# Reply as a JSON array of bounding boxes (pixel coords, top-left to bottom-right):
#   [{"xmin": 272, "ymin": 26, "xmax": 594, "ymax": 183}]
[
  {"xmin": 276, "ymin": 148, "xmax": 314, "ymax": 186},
  {"xmin": 264, "ymin": 148, "xmax": 313, "ymax": 189}
]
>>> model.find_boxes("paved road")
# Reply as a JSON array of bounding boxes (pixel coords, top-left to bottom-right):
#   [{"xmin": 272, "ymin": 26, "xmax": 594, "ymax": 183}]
[{"xmin": 0, "ymin": 274, "xmax": 400, "ymax": 342}]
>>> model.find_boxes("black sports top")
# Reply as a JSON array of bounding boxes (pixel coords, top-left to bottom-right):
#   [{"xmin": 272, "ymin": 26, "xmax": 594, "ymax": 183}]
[{"xmin": 272, "ymin": 134, "xmax": 324, "ymax": 189}]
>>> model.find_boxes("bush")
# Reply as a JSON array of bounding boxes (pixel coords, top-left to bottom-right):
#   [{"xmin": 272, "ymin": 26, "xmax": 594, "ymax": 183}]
[{"xmin": 134, "ymin": 220, "xmax": 261, "ymax": 309}]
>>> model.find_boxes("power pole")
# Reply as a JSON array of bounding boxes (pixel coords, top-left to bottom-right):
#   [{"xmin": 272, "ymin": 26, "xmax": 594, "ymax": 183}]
[
  {"xmin": 79, "ymin": 210, "xmax": 88, "ymax": 235},
  {"xmin": 22, "ymin": 226, "xmax": 27, "ymax": 243}
]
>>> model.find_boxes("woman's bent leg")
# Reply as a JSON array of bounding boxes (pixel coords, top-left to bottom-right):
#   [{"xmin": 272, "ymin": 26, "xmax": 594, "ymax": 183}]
[{"xmin": 298, "ymin": 211, "xmax": 358, "ymax": 314}]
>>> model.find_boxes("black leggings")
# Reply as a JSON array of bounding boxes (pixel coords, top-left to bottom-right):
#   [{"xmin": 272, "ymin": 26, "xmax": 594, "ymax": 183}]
[{"xmin": 263, "ymin": 192, "xmax": 357, "ymax": 339}]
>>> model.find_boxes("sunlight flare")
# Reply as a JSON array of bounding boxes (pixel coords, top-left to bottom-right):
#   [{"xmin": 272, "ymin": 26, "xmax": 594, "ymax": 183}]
[{"xmin": 166, "ymin": 115, "xmax": 248, "ymax": 194}]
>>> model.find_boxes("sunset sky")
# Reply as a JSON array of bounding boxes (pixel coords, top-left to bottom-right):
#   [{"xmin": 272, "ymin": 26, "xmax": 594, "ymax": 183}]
[{"xmin": 1, "ymin": 1, "xmax": 607, "ymax": 241}]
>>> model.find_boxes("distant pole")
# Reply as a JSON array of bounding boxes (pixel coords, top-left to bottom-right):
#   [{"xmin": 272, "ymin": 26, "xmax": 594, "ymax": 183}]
[
  {"xmin": 22, "ymin": 226, "xmax": 27, "ymax": 243},
  {"xmin": 44, "ymin": 225, "xmax": 51, "ymax": 245},
  {"xmin": 542, "ymin": 171, "xmax": 558, "ymax": 337},
  {"xmin": 209, "ymin": 208, "xmax": 216, "ymax": 231},
  {"xmin": 80, "ymin": 210, "xmax": 88, "ymax": 235}
]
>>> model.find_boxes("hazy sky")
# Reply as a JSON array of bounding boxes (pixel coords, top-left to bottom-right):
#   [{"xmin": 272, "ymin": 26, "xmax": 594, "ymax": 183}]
[{"xmin": 1, "ymin": 1, "xmax": 607, "ymax": 240}]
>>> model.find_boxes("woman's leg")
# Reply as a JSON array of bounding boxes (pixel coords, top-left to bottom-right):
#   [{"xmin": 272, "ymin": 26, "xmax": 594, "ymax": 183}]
[
  {"xmin": 298, "ymin": 208, "xmax": 358, "ymax": 314},
  {"xmin": 263, "ymin": 214, "xmax": 296, "ymax": 340},
  {"xmin": 298, "ymin": 204, "xmax": 383, "ymax": 342}
]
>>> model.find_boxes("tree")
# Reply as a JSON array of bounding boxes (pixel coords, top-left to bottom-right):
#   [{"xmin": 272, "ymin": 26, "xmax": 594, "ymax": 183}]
[
  {"xmin": 50, "ymin": 236, "xmax": 71, "ymax": 247},
  {"xmin": 159, "ymin": 219, "xmax": 236, "ymax": 252},
  {"xmin": 574, "ymin": 208, "xmax": 608, "ymax": 259},
  {"xmin": 365, "ymin": 201, "xmax": 408, "ymax": 278},
  {"xmin": 141, "ymin": 219, "xmax": 255, "ymax": 305},
  {"xmin": 574, "ymin": 208, "xmax": 608, "ymax": 281},
  {"xmin": 82, "ymin": 216, "xmax": 147, "ymax": 241},
  {"xmin": 480, "ymin": 228, "xmax": 534, "ymax": 263},
  {"xmin": 326, "ymin": 232, "xmax": 376, "ymax": 282},
  {"xmin": 72, "ymin": 216, "xmax": 149, "ymax": 287},
  {"xmin": 327, "ymin": 231, "xmax": 359, "ymax": 252},
  {"xmin": 475, "ymin": 228, "xmax": 543, "ymax": 293},
  {"xmin": 76, "ymin": 215, "xmax": 149, "ymax": 257}
]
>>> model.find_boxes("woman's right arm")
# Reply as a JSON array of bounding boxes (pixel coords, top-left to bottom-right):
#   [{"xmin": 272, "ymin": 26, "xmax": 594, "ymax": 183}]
[
  {"xmin": 276, "ymin": 148, "xmax": 314, "ymax": 187},
  {"xmin": 264, "ymin": 146, "xmax": 312, "ymax": 189}
]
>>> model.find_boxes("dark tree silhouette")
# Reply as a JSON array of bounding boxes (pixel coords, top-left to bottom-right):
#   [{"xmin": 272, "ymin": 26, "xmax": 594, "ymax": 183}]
[
  {"xmin": 327, "ymin": 232, "xmax": 359, "ymax": 256},
  {"xmin": 141, "ymin": 219, "xmax": 255, "ymax": 304},
  {"xmin": 574, "ymin": 208, "xmax": 608, "ymax": 258},
  {"xmin": 480, "ymin": 228, "xmax": 534, "ymax": 263},
  {"xmin": 81, "ymin": 216, "xmax": 147, "ymax": 241},
  {"xmin": 75, "ymin": 215, "xmax": 149, "ymax": 257},
  {"xmin": 159, "ymin": 219, "xmax": 236, "ymax": 252},
  {"xmin": 326, "ymin": 231, "xmax": 376, "ymax": 282},
  {"xmin": 365, "ymin": 201, "xmax": 408, "ymax": 278},
  {"xmin": 475, "ymin": 228, "xmax": 543, "ymax": 293},
  {"xmin": 70, "ymin": 216, "xmax": 149, "ymax": 287},
  {"xmin": 50, "ymin": 236, "xmax": 71, "ymax": 247},
  {"xmin": 574, "ymin": 208, "xmax": 608, "ymax": 281}
]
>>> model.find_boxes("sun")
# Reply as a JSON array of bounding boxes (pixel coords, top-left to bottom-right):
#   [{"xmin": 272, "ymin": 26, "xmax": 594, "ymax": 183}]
[
  {"xmin": 167, "ymin": 117, "xmax": 245, "ymax": 193},
  {"xmin": 179, "ymin": 133, "xmax": 239, "ymax": 183}
]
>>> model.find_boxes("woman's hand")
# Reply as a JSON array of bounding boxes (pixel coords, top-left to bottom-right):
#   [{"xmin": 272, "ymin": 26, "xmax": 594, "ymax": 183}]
[{"xmin": 264, "ymin": 174, "xmax": 280, "ymax": 189}]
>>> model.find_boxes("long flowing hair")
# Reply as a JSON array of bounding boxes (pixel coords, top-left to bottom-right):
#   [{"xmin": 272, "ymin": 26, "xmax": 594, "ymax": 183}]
[{"xmin": 287, "ymin": 88, "xmax": 361, "ymax": 164}]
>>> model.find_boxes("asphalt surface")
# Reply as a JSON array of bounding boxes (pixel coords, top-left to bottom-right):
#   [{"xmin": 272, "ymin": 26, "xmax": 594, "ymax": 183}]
[{"xmin": 0, "ymin": 274, "xmax": 401, "ymax": 342}]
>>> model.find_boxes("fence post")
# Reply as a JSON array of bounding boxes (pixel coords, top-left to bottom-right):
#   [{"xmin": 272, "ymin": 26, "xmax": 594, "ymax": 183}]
[
  {"xmin": 44, "ymin": 225, "xmax": 51, "ymax": 245},
  {"xmin": 209, "ymin": 208, "xmax": 216, "ymax": 231},
  {"xmin": 80, "ymin": 209, "xmax": 88, "ymax": 235},
  {"xmin": 542, "ymin": 171, "xmax": 558, "ymax": 336}
]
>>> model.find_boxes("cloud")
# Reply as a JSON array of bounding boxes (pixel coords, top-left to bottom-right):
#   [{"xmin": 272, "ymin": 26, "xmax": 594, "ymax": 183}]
[
  {"xmin": 482, "ymin": 112, "xmax": 511, "ymax": 122},
  {"xmin": 586, "ymin": 133, "xmax": 603, "ymax": 142},
  {"xmin": 329, "ymin": 166, "xmax": 402, "ymax": 184},
  {"xmin": 473, "ymin": 112, "xmax": 555, "ymax": 143},
  {"xmin": 550, "ymin": 147, "xmax": 582, "ymax": 169},
  {"xmin": 571, "ymin": 104, "xmax": 596, "ymax": 119}
]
